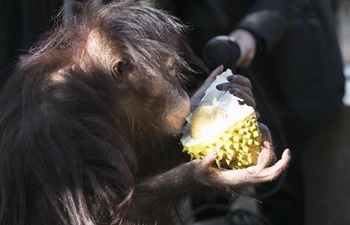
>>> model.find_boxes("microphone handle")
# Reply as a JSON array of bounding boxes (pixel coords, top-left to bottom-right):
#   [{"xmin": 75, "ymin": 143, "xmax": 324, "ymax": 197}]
[{"xmin": 202, "ymin": 36, "xmax": 241, "ymax": 69}]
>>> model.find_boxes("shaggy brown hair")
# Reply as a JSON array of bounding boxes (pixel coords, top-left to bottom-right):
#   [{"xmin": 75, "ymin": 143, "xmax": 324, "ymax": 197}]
[{"xmin": 0, "ymin": 1, "xmax": 207, "ymax": 224}]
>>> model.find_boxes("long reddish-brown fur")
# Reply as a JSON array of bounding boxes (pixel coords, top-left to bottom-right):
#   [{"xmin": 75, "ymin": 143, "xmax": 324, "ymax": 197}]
[
  {"xmin": 0, "ymin": 1, "xmax": 291, "ymax": 224},
  {"xmin": 0, "ymin": 1, "xmax": 208, "ymax": 224}
]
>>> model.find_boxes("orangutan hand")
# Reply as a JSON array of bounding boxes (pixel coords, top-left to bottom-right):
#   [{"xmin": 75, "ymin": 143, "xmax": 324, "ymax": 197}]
[
  {"xmin": 190, "ymin": 65, "xmax": 224, "ymax": 112},
  {"xmin": 190, "ymin": 65, "xmax": 257, "ymax": 114},
  {"xmin": 216, "ymin": 72, "xmax": 258, "ymax": 117},
  {"xmin": 134, "ymin": 122, "xmax": 289, "ymax": 208},
  {"xmin": 191, "ymin": 122, "xmax": 290, "ymax": 188}
]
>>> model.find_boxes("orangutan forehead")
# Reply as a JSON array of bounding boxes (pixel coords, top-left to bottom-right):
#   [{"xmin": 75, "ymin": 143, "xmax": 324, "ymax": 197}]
[{"xmin": 83, "ymin": 29, "xmax": 184, "ymax": 80}]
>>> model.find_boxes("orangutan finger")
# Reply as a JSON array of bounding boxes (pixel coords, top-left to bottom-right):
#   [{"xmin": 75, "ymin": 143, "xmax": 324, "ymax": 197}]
[
  {"xmin": 249, "ymin": 149, "xmax": 291, "ymax": 183},
  {"xmin": 259, "ymin": 123, "xmax": 272, "ymax": 150},
  {"xmin": 201, "ymin": 150, "xmax": 218, "ymax": 167},
  {"xmin": 194, "ymin": 65, "xmax": 223, "ymax": 95},
  {"xmin": 254, "ymin": 148, "xmax": 277, "ymax": 172},
  {"xmin": 229, "ymin": 88, "xmax": 256, "ymax": 109},
  {"xmin": 227, "ymin": 74, "xmax": 252, "ymax": 89},
  {"xmin": 216, "ymin": 83, "xmax": 253, "ymax": 98}
]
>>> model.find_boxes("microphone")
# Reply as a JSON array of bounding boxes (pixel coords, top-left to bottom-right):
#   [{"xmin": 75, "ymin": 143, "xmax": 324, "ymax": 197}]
[{"xmin": 203, "ymin": 35, "xmax": 241, "ymax": 69}]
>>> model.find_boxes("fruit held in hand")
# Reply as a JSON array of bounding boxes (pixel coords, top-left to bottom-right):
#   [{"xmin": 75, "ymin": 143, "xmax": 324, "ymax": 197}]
[{"xmin": 181, "ymin": 69, "xmax": 262, "ymax": 169}]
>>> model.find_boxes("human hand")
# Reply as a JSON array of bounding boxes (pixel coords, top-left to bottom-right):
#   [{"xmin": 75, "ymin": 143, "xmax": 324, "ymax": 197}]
[{"xmin": 229, "ymin": 29, "xmax": 257, "ymax": 67}]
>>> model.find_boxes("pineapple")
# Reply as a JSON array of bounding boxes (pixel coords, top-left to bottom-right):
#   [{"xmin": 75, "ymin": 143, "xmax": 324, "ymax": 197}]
[{"xmin": 180, "ymin": 69, "xmax": 262, "ymax": 169}]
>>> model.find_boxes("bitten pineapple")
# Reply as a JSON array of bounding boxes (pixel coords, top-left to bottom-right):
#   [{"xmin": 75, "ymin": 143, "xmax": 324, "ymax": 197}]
[{"xmin": 181, "ymin": 69, "xmax": 262, "ymax": 169}]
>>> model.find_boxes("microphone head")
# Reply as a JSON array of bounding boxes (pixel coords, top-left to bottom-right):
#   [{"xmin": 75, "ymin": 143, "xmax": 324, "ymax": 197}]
[{"xmin": 203, "ymin": 36, "xmax": 240, "ymax": 69}]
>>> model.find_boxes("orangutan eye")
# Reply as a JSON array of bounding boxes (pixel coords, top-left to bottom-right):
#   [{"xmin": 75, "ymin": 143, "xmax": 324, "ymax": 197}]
[{"xmin": 113, "ymin": 61, "xmax": 125, "ymax": 80}]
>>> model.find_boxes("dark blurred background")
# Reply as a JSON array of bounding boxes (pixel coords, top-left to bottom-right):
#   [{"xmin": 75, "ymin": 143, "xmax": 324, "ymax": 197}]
[{"xmin": 0, "ymin": 0, "xmax": 349, "ymax": 225}]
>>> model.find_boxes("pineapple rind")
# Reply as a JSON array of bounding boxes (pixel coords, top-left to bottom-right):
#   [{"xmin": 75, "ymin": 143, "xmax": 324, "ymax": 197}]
[{"xmin": 182, "ymin": 112, "xmax": 262, "ymax": 170}]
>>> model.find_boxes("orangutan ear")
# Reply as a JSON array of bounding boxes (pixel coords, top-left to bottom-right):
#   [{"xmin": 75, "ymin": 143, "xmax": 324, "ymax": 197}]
[{"xmin": 113, "ymin": 61, "xmax": 126, "ymax": 81}]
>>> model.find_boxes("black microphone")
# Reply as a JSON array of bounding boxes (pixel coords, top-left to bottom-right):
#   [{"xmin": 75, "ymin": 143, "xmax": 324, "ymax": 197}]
[{"xmin": 203, "ymin": 35, "xmax": 241, "ymax": 69}]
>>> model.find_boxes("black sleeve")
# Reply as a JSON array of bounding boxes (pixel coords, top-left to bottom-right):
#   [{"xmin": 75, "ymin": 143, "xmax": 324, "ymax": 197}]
[{"xmin": 236, "ymin": 0, "xmax": 310, "ymax": 52}]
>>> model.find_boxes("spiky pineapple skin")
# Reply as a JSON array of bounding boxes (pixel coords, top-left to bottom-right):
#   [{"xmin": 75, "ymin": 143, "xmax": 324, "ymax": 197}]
[{"xmin": 182, "ymin": 112, "xmax": 262, "ymax": 170}]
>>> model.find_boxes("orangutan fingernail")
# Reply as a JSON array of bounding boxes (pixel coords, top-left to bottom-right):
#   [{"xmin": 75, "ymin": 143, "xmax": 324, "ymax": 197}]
[
  {"xmin": 216, "ymin": 84, "xmax": 223, "ymax": 90},
  {"xmin": 227, "ymin": 75, "xmax": 233, "ymax": 81},
  {"xmin": 229, "ymin": 88, "xmax": 236, "ymax": 94}
]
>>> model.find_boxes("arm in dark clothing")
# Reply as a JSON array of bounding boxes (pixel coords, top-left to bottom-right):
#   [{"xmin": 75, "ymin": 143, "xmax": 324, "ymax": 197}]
[{"xmin": 236, "ymin": 0, "xmax": 310, "ymax": 52}]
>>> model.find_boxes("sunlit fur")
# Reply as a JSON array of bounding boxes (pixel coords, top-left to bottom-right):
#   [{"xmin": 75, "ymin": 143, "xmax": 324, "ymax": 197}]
[{"xmin": 0, "ymin": 1, "xmax": 208, "ymax": 224}]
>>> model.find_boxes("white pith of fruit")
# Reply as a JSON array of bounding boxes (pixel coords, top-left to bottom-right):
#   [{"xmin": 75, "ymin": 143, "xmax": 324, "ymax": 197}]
[{"xmin": 181, "ymin": 69, "xmax": 255, "ymax": 146}]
